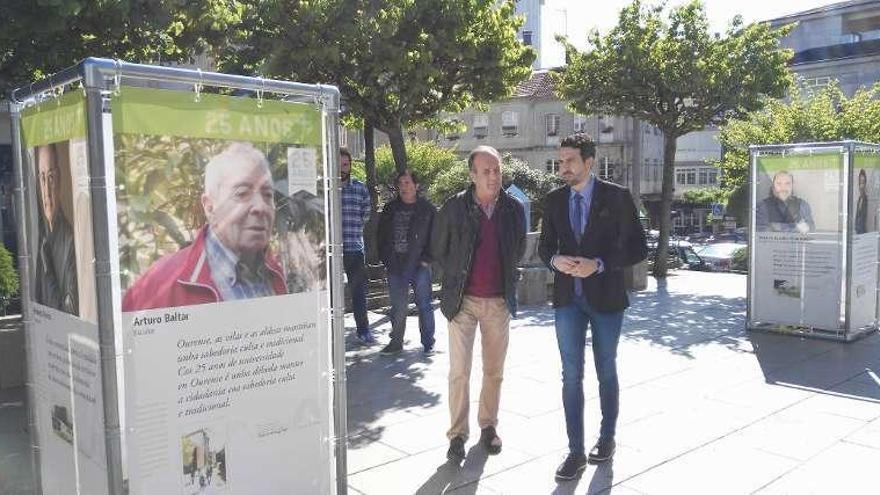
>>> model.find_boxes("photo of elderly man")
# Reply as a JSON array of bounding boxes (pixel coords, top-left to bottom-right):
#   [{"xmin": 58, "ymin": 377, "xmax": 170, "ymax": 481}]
[
  {"xmin": 122, "ymin": 142, "xmax": 287, "ymax": 311},
  {"xmin": 34, "ymin": 143, "xmax": 79, "ymax": 315}
]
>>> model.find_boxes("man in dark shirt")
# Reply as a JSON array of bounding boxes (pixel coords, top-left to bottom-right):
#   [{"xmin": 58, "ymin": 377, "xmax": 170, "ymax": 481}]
[
  {"xmin": 377, "ymin": 170, "xmax": 436, "ymax": 355},
  {"xmin": 34, "ymin": 143, "xmax": 79, "ymax": 315},
  {"xmin": 855, "ymin": 169, "xmax": 868, "ymax": 234},
  {"xmin": 755, "ymin": 171, "xmax": 815, "ymax": 233}
]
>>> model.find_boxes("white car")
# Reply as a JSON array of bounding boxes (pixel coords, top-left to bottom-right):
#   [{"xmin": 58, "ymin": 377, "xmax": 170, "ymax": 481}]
[{"xmin": 694, "ymin": 243, "xmax": 747, "ymax": 272}]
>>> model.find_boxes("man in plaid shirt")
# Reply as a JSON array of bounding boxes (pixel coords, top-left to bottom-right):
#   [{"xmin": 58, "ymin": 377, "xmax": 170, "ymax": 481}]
[{"xmin": 340, "ymin": 147, "xmax": 374, "ymax": 343}]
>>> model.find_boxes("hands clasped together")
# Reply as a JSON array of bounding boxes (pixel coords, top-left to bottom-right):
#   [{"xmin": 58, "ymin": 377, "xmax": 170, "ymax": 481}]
[{"xmin": 551, "ymin": 255, "xmax": 600, "ymax": 278}]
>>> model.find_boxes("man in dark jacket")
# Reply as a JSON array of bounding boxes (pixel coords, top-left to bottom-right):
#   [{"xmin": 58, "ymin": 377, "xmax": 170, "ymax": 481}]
[
  {"xmin": 755, "ymin": 170, "xmax": 815, "ymax": 233},
  {"xmin": 34, "ymin": 143, "xmax": 79, "ymax": 315},
  {"xmin": 432, "ymin": 145, "xmax": 526, "ymax": 461},
  {"xmin": 377, "ymin": 170, "xmax": 436, "ymax": 355},
  {"xmin": 539, "ymin": 133, "xmax": 647, "ymax": 481}
]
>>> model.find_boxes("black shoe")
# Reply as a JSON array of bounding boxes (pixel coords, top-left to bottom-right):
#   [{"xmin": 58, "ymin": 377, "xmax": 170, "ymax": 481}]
[
  {"xmin": 422, "ymin": 346, "xmax": 435, "ymax": 356},
  {"xmin": 379, "ymin": 342, "xmax": 403, "ymax": 355},
  {"xmin": 480, "ymin": 426, "xmax": 502, "ymax": 455},
  {"xmin": 447, "ymin": 436, "xmax": 465, "ymax": 460},
  {"xmin": 555, "ymin": 453, "xmax": 588, "ymax": 481},
  {"xmin": 587, "ymin": 438, "xmax": 616, "ymax": 464}
]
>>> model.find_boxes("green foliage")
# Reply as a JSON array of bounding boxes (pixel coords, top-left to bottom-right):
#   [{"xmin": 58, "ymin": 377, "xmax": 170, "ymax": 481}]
[
  {"xmin": 376, "ymin": 141, "xmax": 463, "ymax": 190},
  {"xmin": 556, "ymin": 0, "xmax": 792, "ymax": 276},
  {"xmin": 0, "ymin": 245, "xmax": 20, "ymax": 314},
  {"xmin": 0, "ymin": 1, "xmax": 244, "ymax": 91},
  {"xmin": 717, "ymin": 82, "xmax": 880, "ymax": 193},
  {"xmin": 731, "ymin": 245, "xmax": 748, "ymax": 272},
  {"xmin": 225, "ymin": 0, "xmax": 534, "ymax": 171},
  {"xmin": 425, "ymin": 154, "xmax": 563, "ymax": 226},
  {"xmin": 682, "ymin": 187, "xmax": 725, "ymax": 205},
  {"xmin": 427, "ymin": 161, "xmax": 471, "ymax": 206},
  {"xmin": 557, "ymin": 0, "xmax": 793, "ymax": 136}
]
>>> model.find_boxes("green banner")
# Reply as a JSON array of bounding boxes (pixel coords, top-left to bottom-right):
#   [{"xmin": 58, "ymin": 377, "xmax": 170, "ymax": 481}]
[
  {"xmin": 20, "ymin": 91, "xmax": 87, "ymax": 147},
  {"xmin": 757, "ymin": 152, "xmax": 843, "ymax": 172},
  {"xmin": 853, "ymin": 152, "xmax": 880, "ymax": 170},
  {"xmin": 112, "ymin": 87, "xmax": 322, "ymax": 145}
]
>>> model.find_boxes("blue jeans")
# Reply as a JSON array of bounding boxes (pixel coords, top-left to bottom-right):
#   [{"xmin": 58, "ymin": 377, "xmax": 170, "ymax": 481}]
[
  {"xmin": 388, "ymin": 265, "xmax": 435, "ymax": 349},
  {"xmin": 555, "ymin": 297, "xmax": 623, "ymax": 455},
  {"xmin": 343, "ymin": 252, "xmax": 370, "ymax": 335}
]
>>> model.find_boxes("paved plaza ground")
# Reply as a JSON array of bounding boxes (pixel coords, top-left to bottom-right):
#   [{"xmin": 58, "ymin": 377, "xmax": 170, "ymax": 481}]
[
  {"xmin": 2, "ymin": 270, "xmax": 879, "ymax": 494},
  {"xmin": 344, "ymin": 271, "xmax": 880, "ymax": 494}
]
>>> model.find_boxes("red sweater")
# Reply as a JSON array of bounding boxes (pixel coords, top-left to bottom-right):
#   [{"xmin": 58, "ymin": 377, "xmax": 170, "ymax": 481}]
[{"xmin": 465, "ymin": 210, "xmax": 503, "ymax": 297}]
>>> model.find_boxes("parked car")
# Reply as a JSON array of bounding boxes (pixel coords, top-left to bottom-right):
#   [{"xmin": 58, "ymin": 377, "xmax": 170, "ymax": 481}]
[
  {"xmin": 647, "ymin": 239, "xmax": 708, "ymax": 271},
  {"xmin": 695, "ymin": 243, "xmax": 747, "ymax": 272}
]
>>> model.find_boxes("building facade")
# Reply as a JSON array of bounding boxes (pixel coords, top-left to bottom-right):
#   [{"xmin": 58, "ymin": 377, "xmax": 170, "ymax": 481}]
[
  {"xmin": 438, "ymin": 71, "xmax": 665, "ymax": 200},
  {"xmin": 514, "ymin": 0, "xmax": 568, "ymax": 69},
  {"xmin": 770, "ymin": 0, "xmax": 880, "ymax": 96}
]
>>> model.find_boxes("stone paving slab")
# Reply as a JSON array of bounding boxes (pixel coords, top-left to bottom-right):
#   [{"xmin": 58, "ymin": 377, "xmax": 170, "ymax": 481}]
[{"xmin": 345, "ymin": 271, "xmax": 880, "ymax": 494}]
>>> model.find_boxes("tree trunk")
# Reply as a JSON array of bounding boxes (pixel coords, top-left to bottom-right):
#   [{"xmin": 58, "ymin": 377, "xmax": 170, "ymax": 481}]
[
  {"xmin": 363, "ymin": 124, "xmax": 379, "ymax": 212},
  {"xmin": 654, "ymin": 132, "xmax": 678, "ymax": 278},
  {"xmin": 386, "ymin": 124, "xmax": 409, "ymax": 173},
  {"xmin": 363, "ymin": 124, "xmax": 380, "ymax": 264}
]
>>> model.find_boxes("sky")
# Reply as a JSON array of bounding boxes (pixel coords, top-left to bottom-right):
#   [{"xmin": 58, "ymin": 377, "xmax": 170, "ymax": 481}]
[{"xmin": 554, "ymin": 0, "xmax": 843, "ymax": 48}]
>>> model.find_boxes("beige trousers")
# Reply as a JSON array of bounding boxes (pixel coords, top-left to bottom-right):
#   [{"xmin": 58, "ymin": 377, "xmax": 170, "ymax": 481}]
[{"xmin": 447, "ymin": 295, "xmax": 511, "ymax": 441}]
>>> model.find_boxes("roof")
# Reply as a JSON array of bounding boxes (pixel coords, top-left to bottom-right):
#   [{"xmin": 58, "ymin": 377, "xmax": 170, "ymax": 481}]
[
  {"xmin": 511, "ymin": 70, "xmax": 557, "ymax": 99},
  {"xmin": 768, "ymin": 0, "xmax": 879, "ymax": 24}
]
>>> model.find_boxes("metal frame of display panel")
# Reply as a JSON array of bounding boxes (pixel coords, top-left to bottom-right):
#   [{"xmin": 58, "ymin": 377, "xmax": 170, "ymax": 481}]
[
  {"xmin": 747, "ymin": 141, "xmax": 879, "ymax": 342},
  {"xmin": 10, "ymin": 58, "xmax": 347, "ymax": 495}
]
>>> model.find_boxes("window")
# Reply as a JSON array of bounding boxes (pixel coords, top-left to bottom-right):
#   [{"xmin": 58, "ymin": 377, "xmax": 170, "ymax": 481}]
[
  {"xmin": 545, "ymin": 159, "xmax": 561, "ymax": 173},
  {"xmin": 686, "ymin": 169, "xmax": 696, "ymax": 185},
  {"xmin": 522, "ymin": 30, "xmax": 533, "ymax": 46},
  {"xmin": 597, "ymin": 157, "xmax": 616, "ymax": 182},
  {"xmin": 598, "ymin": 116, "xmax": 614, "ymax": 143},
  {"xmin": 545, "ymin": 114, "xmax": 561, "ymax": 137},
  {"xmin": 708, "ymin": 169, "xmax": 718, "ymax": 185},
  {"xmin": 802, "ymin": 76, "xmax": 832, "ymax": 91},
  {"xmin": 573, "ymin": 114, "xmax": 588, "ymax": 133},
  {"xmin": 501, "ymin": 111, "xmax": 519, "ymax": 137},
  {"xmin": 698, "ymin": 168, "xmax": 709, "ymax": 185},
  {"xmin": 643, "ymin": 159, "xmax": 650, "ymax": 182},
  {"xmin": 473, "ymin": 114, "xmax": 489, "ymax": 138},
  {"xmin": 676, "ymin": 169, "xmax": 686, "ymax": 185}
]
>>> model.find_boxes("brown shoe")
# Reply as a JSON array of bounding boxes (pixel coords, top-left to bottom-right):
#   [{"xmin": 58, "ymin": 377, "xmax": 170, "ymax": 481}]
[{"xmin": 480, "ymin": 426, "xmax": 502, "ymax": 455}]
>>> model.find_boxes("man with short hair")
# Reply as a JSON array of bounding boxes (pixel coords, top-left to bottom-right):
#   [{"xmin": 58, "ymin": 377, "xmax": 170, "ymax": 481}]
[
  {"xmin": 123, "ymin": 142, "xmax": 286, "ymax": 311},
  {"xmin": 377, "ymin": 169, "xmax": 436, "ymax": 355},
  {"xmin": 755, "ymin": 170, "xmax": 815, "ymax": 233},
  {"xmin": 339, "ymin": 147, "xmax": 374, "ymax": 343},
  {"xmin": 432, "ymin": 145, "xmax": 526, "ymax": 461},
  {"xmin": 539, "ymin": 132, "xmax": 647, "ymax": 481},
  {"xmin": 34, "ymin": 143, "xmax": 79, "ymax": 315}
]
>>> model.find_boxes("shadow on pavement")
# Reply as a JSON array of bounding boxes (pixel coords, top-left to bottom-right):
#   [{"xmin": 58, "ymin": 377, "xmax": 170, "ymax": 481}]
[
  {"xmin": 752, "ymin": 330, "xmax": 880, "ymax": 402},
  {"xmin": 516, "ymin": 276, "xmax": 749, "ymax": 360},
  {"xmin": 624, "ymin": 278, "xmax": 749, "ymax": 359},
  {"xmin": 414, "ymin": 446, "xmax": 488, "ymax": 495},
  {"xmin": 345, "ymin": 348, "xmax": 441, "ymax": 447}
]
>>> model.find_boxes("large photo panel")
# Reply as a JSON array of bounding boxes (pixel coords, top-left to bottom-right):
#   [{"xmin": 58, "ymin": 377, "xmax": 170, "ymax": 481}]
[
  {"xmin": 849, "ymin": 149, "xmax": 880, "ymax": 329},
  {"xmin": 752, "ymin": 150, "xmax": 845, "ymax": 330},
  {"xmin": 20, "ymin": 91, "xmax": 107, "ymax": 495},
  {"xmin": 112, "ymin": 87, "xmax": 334, "ymax": 495}
]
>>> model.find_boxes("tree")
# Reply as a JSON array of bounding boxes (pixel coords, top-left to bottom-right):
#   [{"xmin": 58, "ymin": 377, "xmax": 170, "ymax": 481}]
[
  {"xmin": 556, "ymin": 0, "xmax": 792, "ymax": 277},
  {"xmin": 0, "ymin": 245, "xmax": 19, "ymax": 315},
  {"xmin": 717, "ymin": 81, "xmax": 880, "ymax": 196},
  {"xmin": 226, "ymin": 0, "xmax": 534, "ymax": 173},
  {"xmin": 0, "ymin": 0, "xmax": 243, "ymax": 92},
  {"xmin": 427, "ymin": 154, "xmax": 562, "ymax": 228}
]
